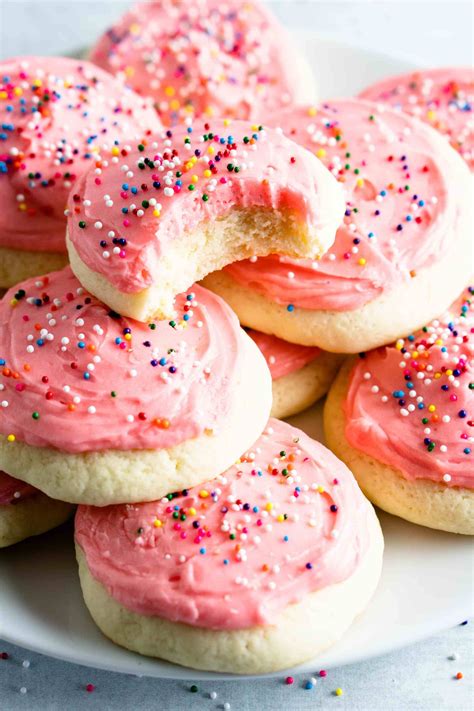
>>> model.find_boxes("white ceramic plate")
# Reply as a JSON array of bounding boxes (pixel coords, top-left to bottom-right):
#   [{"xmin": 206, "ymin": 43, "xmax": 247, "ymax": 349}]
[{"xmin": 0, "ymin": 33, "xmax": 472, "ymax": 680}]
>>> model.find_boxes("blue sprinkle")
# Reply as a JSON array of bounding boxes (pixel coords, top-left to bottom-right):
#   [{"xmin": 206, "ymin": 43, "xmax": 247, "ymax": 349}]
[{"xmin": 287, "ymin": 304, "xmax": 295, "ymax": 312}]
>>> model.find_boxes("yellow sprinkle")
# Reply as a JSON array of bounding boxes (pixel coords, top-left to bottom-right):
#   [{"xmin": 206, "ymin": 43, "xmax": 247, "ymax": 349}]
[
  {"xmin": 14, "ymin": 87, "xmax": 23, "ymax": 97},
  {"xmin": 428, "ymin": 405, "xmax": 436, "ymax": 413},
  {"xmin": 10, "ymin": 298, "xmax": 18, "ymax": 307},
  {"xmin": 446, "ymin": 369, "xmax": 453, "ymax": 376},
  {"xmin": 412, "ymin": 351, "xmax": 419, "ymax": 359},
  {"xmin": 435, "ymin": 339, "xmax": 443, "ymax": 346},
  {"xmin": 0, "ymin": 91, "xmax": 8, "ymax": 99},
  {"xmin": 203, "ymin": 169, "xmax": 212, "ymax": 178},
  {"xmin": 317, "ymin": 486, "xmax": 325, "ymax": 494},
  {"xmin": 191, "ymin": 175, "xmax": 198, "ymax": 183},
  {"xmin": 164, "ymin": 86, "xmax": 175, "ymax": 97},
  {"xmin": 111, "ymin": 147, "xmax": 120, "ymax": 156},
  {"xmin": 251, "ymin": 124, "xmax": 259, "ymax": 131},
  {"xmin": 358, "ymin": 258, "xmax": 366, "ymax": 266},
  {"xmin": 265, "ymin": 502, "xmax": 273, "ymax": 512},
  {"xmin": 335, "ymin": 688, "xmax": 343, "ymax": 697},
  {"xmin": 395, "ymin": 339, "xmax": 404, "ymax": 350},
  {"xmin": 223, "ymin": 118, "xmax": 231, "ymax": 126},
  {"xmin": 308, "ymin": 106, "xmax": 317, "ymax": 116},
  {"xmin": 316, "ymin": 148, "xmax": 326, "ymax": 158},
  {"xmin": 199, "ymin": 490, "xmax": 209, "ymax": 499},
  {"xmin": 204, "ymin": 106, "xmax": 215, "ymax": 117},
  {"xmin": 356, "ymin": 178, "xmax": 364, "ymax": 187},
  {"xmin": 18, "ymin": 203, "xmax": 27, "ymax": 211},
  {"xmin": 427, "ymin": 109, "xmax": 436, "ymax": 121},
  {"xmin": 207, "ymin": 146, "xmax": 215, "ymax": 155},
  {"xmin": 434, "ymin": 372, "xmax": 441, "ymax": 379},
  {"xmin": 188, "ymin": 507, "xmax": 196, "ymax": 516},
  {"xmin": 153, "ymin": 519, "xmax": 162, "ymax": 528},
  {"xmin": 153, "ymin": 209, "xmax": 161, "ymax": 218},
  {"xmin": 7, "ymin": 434, "xmax": 15, "ymax": 443},
  {"xmin": 170, "ymin": 99, "xmax": 180, "ymax": 111},
  {"xmin": 130, "ymin": 23, "xmax": 141, "ymax": 35},
  {"xmin": 125, "ymin": 66, "xmax": 135, "ymax": 78},
  {"xmin": 124, "ymin": 333, "xmax": 132, "ymax": 341},
  {"xmin": 277, "ymin": 514, "xmax": 285, "ymax": 523},
  {"xmin": 33, "ymin": 79, "xmax": 42, "ymax": 87}
]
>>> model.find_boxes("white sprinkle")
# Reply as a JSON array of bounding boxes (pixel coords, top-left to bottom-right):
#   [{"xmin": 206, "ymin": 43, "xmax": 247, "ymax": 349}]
[
  {"xmin": 87, "ymin": 406, "xmax": 96, "ymax": 414},
  {"xmin": 22, "ymin": 660, "xmax": 30, "ymax": 669}
]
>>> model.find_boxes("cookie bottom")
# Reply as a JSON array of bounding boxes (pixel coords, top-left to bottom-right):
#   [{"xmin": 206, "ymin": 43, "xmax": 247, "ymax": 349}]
[
  {"xmin": 324, "ymin": 361, "xmax": 474, "ymax": 535},
  {"xmin": 75, "ymin": 508, "xmax": 383, "ymax": 674},
  {"xmin": 0, "ymin": 494, "xmax": 73, "ymax": 548},
  {"xmin": 271, "ymin": 352, "xmax": 343, "ymax": 419},
  {"xmin": 0, "ymin": 245, "xmax": 68, "ymax": 289}
]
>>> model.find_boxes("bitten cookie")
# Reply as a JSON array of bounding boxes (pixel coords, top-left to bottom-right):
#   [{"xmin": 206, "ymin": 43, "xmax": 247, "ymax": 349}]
[
  {"xmin": 203, "ymin": 100, "xmax": 472, "ymax": 352},
  {"xmin": 0, "ymin": 268, "xmax": 271, "ymax": 505},
  {"xmin": 89, "ymin": 0, "xmax": 316, "ymax": 126},
  {"xmin": 0, "ymin": 56, "xmax": 161, "ymax": 287},
  {"xmin": 247, "ymin": 330, "xmax": 343, "ymax": 418},
  {"xmin": 0, "ymin": 470, "xmax": 73, "ymax": 548},
  {"xmin": 324, "ymin": 285, "xmax": 474, "ymax": 535},
  {"xmin": 75, "ymin": 419, "xmax": 383, "ymax": 674},
  {"xmin": 66, "ymin": 119, "xmax": 344, "ymax": 321},
  {"xmin": 359, "ymin": 68, "xmax": 473, "ymax": 171}
]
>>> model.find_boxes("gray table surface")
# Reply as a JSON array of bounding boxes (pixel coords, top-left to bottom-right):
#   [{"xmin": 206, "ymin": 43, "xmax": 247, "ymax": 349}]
[{"xmin": 0, "ymin": 1, "xmax": 473, "ymax": 709}]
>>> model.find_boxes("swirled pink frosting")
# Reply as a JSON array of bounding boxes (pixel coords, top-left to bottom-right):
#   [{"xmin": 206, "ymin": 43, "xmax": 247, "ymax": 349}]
[
  {"xmin": 225, "ymin": 100, "xmax": 470, "ymax": 311},
  {"xmin": 0, "ymin": 267, "xmax": 250, "ymax": 453},
  {"xmin": 90, "ymin": 0, "xmax": 311, "ymax": 126},
  {"xmin": 0, "ymin": 56, "xmax": 160, "ymax": 253},
  {"xmin": 75, "ymin": 419, "xmax": 373, "ymax": 629},
  {"xmin": 359, "ymin": 68, "xmax": 474, "ymax": 172},
  {"xmin": 0, "ymin": 470, "xmax": 37, "ymax": 505},
  {"xmin": 66, "ymin": 118, "xmax": 344, "ymax": 294},
  {"xmin": 344, "ymin": 285, "xmax": 474, "ymax": 488},
  {"xmin": 247, "ymin": 329, "xmax": 320, "ymax": 379}
]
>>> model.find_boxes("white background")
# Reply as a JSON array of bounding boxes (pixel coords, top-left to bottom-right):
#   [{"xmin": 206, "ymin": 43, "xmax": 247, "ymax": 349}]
[{"xmin": 0, "ymin": 0, "xmax": 472, "ymax": 65}]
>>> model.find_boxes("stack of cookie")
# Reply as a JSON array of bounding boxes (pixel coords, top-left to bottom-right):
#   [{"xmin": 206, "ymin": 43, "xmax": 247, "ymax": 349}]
[{"xmin": 0, "ymin": 0, "xmax": 472, "ymax": 675}]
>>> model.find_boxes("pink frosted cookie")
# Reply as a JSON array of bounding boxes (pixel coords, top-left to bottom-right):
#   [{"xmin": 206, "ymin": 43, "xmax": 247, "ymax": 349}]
[
  {"xmin": 66, "ymin": 118, "xmax": 344, "ymax": 321},
  {"xmin": 89, "ymin": 0, "xmax": 316, "ymax": 127},
  {"xmin": 247, "ymin": 330, "xmax": 342, "ymax": 418},
  {"xmin": 75, "ymin": 418, "xmax": 383, "ymax": 673},
  {"xmin": 0, "ymin": 267, "xmax": 271, "ymax": 505},
  {"xmin": 0, "ymin": 470, "xmax": 73, "ymax": 547},
  {"xmin": 0, "ymin": 56, "xmax": 161, "ymax": 288},
  {"xmin": 359, "ymin": 68, "xmax": 474, "ymax": 171},
  {"xmin": 203, "ymin": 101, "xmax": 472, "ymax": 353},
  {"xmin": 325, "ymin": 285, "xmax": 474, "ymax": 534}
]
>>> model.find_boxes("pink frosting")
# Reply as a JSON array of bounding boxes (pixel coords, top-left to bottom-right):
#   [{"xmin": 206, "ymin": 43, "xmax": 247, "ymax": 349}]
[
  {"xmin": 345, "ymin": 285, "xmax": 474, "ymax": 488},
  {"xmin": 75, "ymin": 418, "xmax": 372, "ymax": 629},
  {"xmin": 247, "ymin": 329, "xmax": 320, "ymax": 379},
  {"xmin": 0, "ymin": 267, "xmax": 249, "ymax": 453},
  {"xmin": 359, "ymin": 68, "xmax": 474, "ymax": 172},
  {"xmin": 0, "ymin": 470, "xmax": 37, "ymax": 505},
  {"xmin": 0, "ymin": 56, "xmax": 160, "ymax": 253},
  {"xmin": 66, "ymin": 118, "xmax": 343, "ymax": 294},
  {"xmin": 225, "ymin": 100, "xmax": 469, "ymax": 311},
  {"xmin": 90, "ymin": 0, "xmax": 310, "ymax": 126}
]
